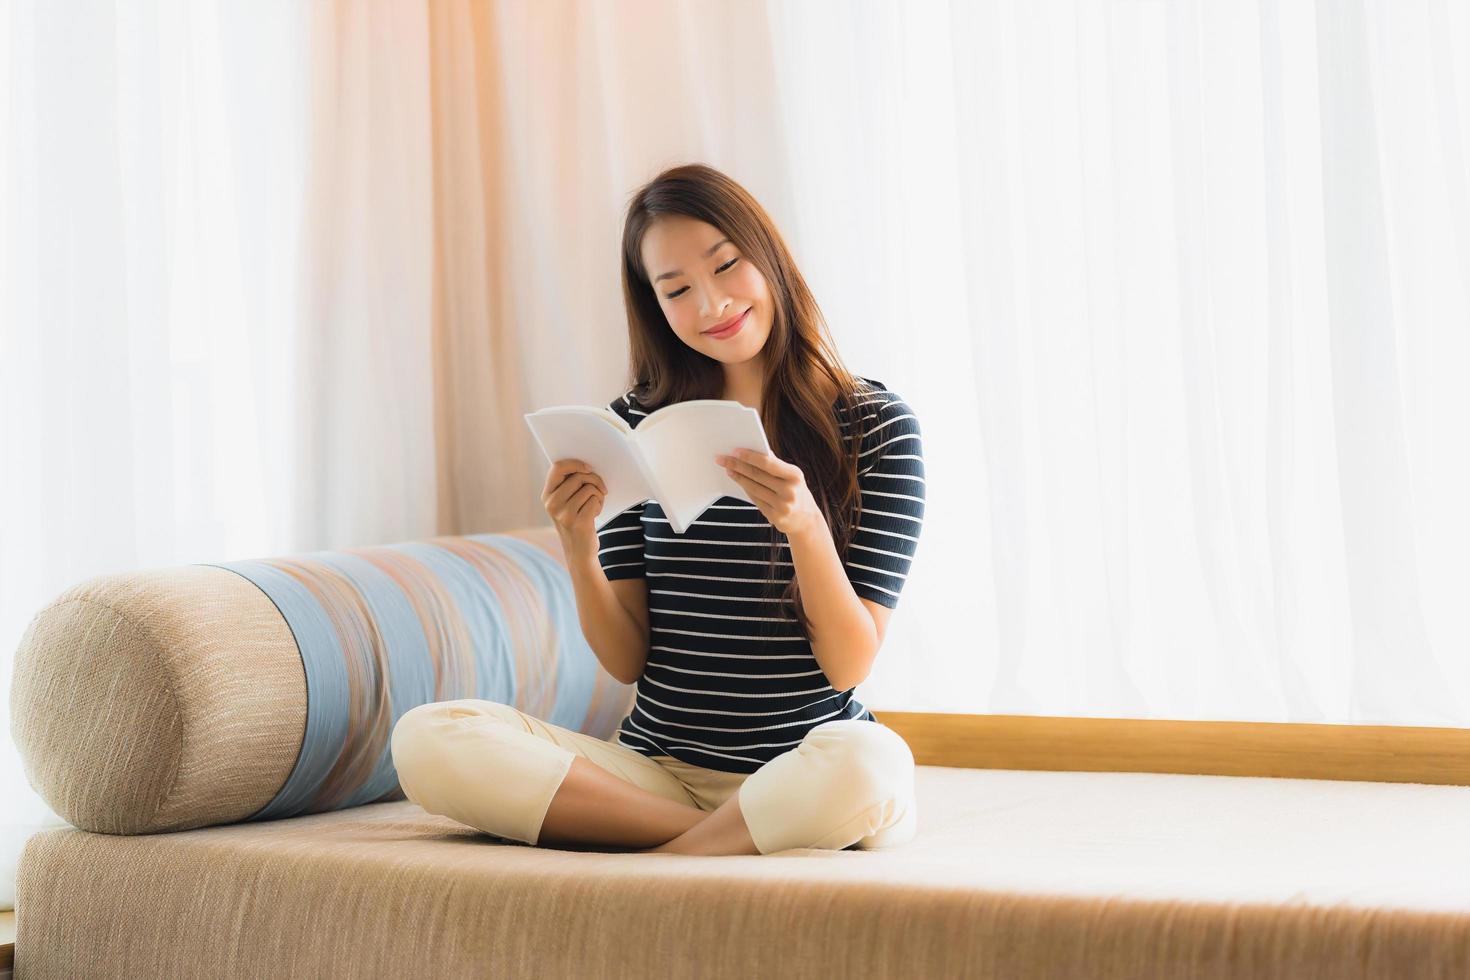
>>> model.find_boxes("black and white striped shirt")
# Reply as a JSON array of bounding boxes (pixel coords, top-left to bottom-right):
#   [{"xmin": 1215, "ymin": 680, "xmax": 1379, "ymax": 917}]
[{"xmin": 595, "ymin": 377, "xmax": 926, "ymax": 773}]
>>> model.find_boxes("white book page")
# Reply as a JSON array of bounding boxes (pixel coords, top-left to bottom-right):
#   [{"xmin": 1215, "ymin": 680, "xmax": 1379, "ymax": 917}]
[
  {"xmin": 631, "ymin": 400, "xmax": 772, "ymax": 533},
  {"xmin": 523, "ymin": 407, "xmax": 655, "ymax": 530}
]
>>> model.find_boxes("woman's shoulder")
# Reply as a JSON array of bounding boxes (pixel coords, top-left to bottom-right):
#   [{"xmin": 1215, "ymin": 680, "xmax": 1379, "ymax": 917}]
[
  {"xmin": 839, "ymin": 377, "xmax": 921, "ymax": 460},
  {"xmin": 606, "ymin": 385, "xmax": 652, "ymax": 426},
  {"xmin": 840, "ymin": 376, "xmax": 914, "ymax": 418}
]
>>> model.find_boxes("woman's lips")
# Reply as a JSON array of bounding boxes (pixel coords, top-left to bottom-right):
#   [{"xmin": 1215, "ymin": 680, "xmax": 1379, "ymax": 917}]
[{"xmin": 704, "ymin": 309, "xmax": 749, "ymax": 340}]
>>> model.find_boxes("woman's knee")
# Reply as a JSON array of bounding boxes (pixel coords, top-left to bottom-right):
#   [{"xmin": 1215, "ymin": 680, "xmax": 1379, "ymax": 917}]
[
  {"xmin": 739, "ymin": 721, "xmax": 916, "ymax": 853},
  {"xmin": 388, "ymin": 699, "xmax": 573, "ymax": 841},
  {"xmin": 390, "ymin": 699, "xmax": 520, "ymax": 779},
  {"xmin": 806, "ymin": 720, "xmax": 915, "ymax": 801}
]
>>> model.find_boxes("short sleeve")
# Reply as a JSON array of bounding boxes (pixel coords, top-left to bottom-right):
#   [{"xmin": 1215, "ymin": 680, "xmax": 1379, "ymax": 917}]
[
  {"xmin": 843, "ymin": 391, "xmax": 925, "ymax": 608},
  {"xmin": 596, "ymin": 391, "xmax": 647, "ymax": 580}
]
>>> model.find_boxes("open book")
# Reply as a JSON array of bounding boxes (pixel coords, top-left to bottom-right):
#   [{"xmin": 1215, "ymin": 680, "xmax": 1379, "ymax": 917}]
[{"xmin": 525, "ymin": 399, "xmax": 773, "ymax": 534}]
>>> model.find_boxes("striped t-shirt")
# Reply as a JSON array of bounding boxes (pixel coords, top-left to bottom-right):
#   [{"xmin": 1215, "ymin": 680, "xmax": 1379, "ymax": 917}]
[{"xmin": 595, "ymin": 377, "xmax": 926, "ymax": 774}]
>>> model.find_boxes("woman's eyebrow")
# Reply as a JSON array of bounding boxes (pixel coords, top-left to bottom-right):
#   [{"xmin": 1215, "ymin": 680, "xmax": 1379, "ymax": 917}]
[{"xmin": 653, "ymin": 238, "xmax": 732, "ymax": 282}]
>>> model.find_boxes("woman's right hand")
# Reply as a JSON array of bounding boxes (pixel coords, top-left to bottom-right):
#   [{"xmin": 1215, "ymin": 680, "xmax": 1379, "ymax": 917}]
[{"xmin": 542, "ymin": 459, "xmax": 608, "ymax": 559}]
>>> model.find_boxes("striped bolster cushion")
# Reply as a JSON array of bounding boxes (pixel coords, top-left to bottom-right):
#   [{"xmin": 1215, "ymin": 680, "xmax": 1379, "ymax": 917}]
[{"xmin": 8, "ymin": 527, "xmax": 634, "ymax": 835}]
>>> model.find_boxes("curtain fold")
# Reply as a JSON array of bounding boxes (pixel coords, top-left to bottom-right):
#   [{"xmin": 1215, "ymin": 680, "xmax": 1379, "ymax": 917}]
[
  {"xmin": 426, "ymin": 0, "xmax": 529, "ymax": 537},
  {"xmin": 294, "ymin": 0, "xmax": 437, "ymax": 551}
]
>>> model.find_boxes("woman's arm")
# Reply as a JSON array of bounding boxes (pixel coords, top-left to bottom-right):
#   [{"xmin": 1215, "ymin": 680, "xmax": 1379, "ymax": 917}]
[
  {"xmin": 718, "ymin": 394, "xmax": 925, "ymax": 692},
  {"xmin": 785, "ymin": 519, "xmax": 883, "ymax": 691},
  {"xmin": 565, "ymin": 550, "xmax": 650, "ymax": 685},
  {"xmin": 717, "ymin": 450, "xmax": 898, "ymax": 692}
]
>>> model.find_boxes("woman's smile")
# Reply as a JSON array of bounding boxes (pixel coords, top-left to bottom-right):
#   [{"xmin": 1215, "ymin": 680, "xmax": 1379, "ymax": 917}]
[{"xmin": 703, "ymin": 308, "xmax": 750, "ymax": 340}]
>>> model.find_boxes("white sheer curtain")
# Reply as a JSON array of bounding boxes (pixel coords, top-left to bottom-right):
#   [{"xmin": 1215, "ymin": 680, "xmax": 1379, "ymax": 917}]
[
  {"xmin": 760, "ymin": 0, "xmax": 1469, "ymax": 727},
  {"xmin": 0, "ymin": 0, "xmax": 436, "ymax": 907},
  {"xmin": 459, "ymin": 0, "xmax": 1467, "ymax": 730},
  {"xmin": 3, "ymin": 0, "xmax": 1467, "ymax": 913}
]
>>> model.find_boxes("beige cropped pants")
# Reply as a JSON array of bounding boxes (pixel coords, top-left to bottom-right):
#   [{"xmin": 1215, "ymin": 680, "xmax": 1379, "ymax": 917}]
[{"xmin": 389, "ymin": 698, "xmax": 918, "ymax": 854}]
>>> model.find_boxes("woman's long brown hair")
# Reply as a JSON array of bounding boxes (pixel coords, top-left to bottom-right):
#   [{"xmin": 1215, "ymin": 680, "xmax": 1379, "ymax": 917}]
[{"xmin": 619, "ymin": 163, "xmax": 873, "ymax": 641}]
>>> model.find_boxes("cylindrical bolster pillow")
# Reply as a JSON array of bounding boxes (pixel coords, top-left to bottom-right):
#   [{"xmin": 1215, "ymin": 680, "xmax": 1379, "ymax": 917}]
[{"xmin": 9, "ymin": 528, "xmax": 635, "ymax": 835}]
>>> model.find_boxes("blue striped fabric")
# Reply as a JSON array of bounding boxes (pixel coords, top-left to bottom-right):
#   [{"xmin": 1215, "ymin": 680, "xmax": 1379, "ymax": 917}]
[{"xmin": 203, "ymin": 529, "xmax": 630, "ymax": 821}]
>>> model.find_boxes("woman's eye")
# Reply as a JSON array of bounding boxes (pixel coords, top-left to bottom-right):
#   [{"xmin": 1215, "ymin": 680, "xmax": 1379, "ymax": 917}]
[{"xmin": 664, "ymin": 257, "xmax": 739, "ymax": 300}]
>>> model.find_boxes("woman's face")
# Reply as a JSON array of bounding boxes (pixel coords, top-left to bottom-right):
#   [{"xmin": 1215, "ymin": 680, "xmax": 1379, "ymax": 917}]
[{"xmin": 640, "ymin": 215, "xmax": 772, "ymax": 365}]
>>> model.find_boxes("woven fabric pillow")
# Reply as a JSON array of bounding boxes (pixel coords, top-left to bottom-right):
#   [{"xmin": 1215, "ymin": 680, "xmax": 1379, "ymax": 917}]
[{"xmin": 9, "ymin": 527, "xmax": 633, "ymax": 835}]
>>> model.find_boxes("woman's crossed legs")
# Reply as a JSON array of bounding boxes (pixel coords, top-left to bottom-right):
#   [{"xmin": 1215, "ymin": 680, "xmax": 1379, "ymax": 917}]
[{"xmin": 389, "ymin": 699, "xmax": 917, "ymax": 855}]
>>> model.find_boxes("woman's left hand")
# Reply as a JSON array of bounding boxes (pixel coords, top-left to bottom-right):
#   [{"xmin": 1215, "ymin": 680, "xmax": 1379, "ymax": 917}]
[{"xmin": 716, "ymin": 448, "xmax": 825, "ymax": 537}]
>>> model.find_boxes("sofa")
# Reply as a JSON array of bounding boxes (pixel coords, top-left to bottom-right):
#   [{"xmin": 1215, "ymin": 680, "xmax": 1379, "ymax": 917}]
[{"xmin": 8, "ymin": 526, "xmax": 1468, "ymax": 979}]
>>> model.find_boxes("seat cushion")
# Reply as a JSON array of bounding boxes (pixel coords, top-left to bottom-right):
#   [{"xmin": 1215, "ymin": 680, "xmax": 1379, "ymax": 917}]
[{"xmin": 15, "ymin": 765, "xmax": 1469, "ymax": 979}]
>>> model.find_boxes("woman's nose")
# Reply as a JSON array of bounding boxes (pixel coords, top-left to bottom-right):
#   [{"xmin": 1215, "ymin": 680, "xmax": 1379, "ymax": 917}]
[{"xmin": 700, "ymin": 290, "xmax": 731, "ymax": 319}]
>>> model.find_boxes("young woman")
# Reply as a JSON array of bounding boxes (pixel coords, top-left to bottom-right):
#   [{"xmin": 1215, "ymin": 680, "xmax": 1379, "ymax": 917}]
[{"xmin": 391, "ymin": 164, "xmax": 925, "ymax": 856}]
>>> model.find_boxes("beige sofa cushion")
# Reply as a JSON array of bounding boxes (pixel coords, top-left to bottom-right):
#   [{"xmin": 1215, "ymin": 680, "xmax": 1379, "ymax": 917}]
[{"xmin": 14, "ymin": 765, "xmax": 1470, "ymax": 978}]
